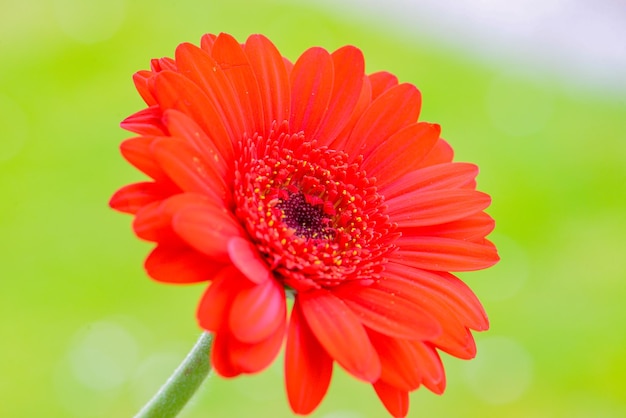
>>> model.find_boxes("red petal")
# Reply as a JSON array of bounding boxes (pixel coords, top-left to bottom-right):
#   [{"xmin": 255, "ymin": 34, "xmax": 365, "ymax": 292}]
[
  {"xmin": 133, "ymin": 70, "xmax": 157, "ymax": 106},
  {"xmin": 298, "ymin": 289, "xmax": 381, "ymax": 382},
  {"xmin": 212, "ymin": 33, "xmax": 265, "ymax": 138},
  {"xmin": 313, "ymin": 46, "xmax": 365, "ymax": 145},
  {"xmin": 386, "ymin": 189, "xmax": 492, "ymax": 228},
  {"xmin": 197, "ymin": 265, "xmax": 251, "ymax": 332},
  {"xmin": 151, "ymin": 137, "xmax": 227, "ymax": 203},
  {"xmin": 289, "ymin": 47, "xmax": 334, "ymax": 136},
  {"xmin": 344, "ymin": 83, "xmax": 421, "ymax": 160},
  {"xmin": 380, "ymin": 162, "xmax": 479, "ymax": 199},
  {"xmin": 132, "ymin": 193, "xmax": 216, "ymax": 243},
  {"xmin": 163, "ymin": 109, "xmax": 230, "ymax": 179},
  {"xmin": 229, "ymin": 277, "xmax": 286, "ymax": 343},
  {"xmin": 369, "ymin": 71, "xmax": 399, "ymax": 100},
  {"xmin": 244, "ymin": 34, "xmax": 291, "ymax": 132},
  {"xmin": 286, "ymin": 300, "xmax": 333, "ymax": 415},
  {"xmin": 395, "ymin": 236, "xmax": 499, "ymax": 271},
  {"xmin": 109, "ymin": 181, "xmax": 174, "ymax": 214},
  {"xmin": 335, "ymin": 284, "xmax": 441, "ymax": 340},
  {"xmin": 120, "ymin": 106, "xmax": 166, "ymax": 136},
  {"xmin": 433, "ymin": 326, "xmax": 477, "ymax": 359},
  {"xmin": 282, "ymin": 57, "xmax": 294, "ymax": 74},
  {"xmin": 373, "ymin": 380, "xmax": 409, "ymax": 418},
  {"xmin": 200, "ymin": 33, "xmax": 217, "ymax": 53},
  {"xmin": 211, "ymin": 331, "xmax": 242, "ymax": 377},
  {"xmin": 227, "ymin": 237, "xmax": 271, "ymax": 284},
  {"xmin": 329, "ymin": 75, "xmax": 372, "ymax": 150},
  {"xmin": 145, "ymin": 245, "xmax": 223, "ymax": 283},
  {"xmin": 416, "ymin": 138, "xmax": 454, "ymax": 168},
  {"xmin": 411, "ymin": 342, "xmax": 446, "ymax": 394},
  {"xmin": 119, "ymin": 136, "xmax": 170, "ymax": 183},
  {"xmin": 362, "ymin": 122, "xmax": 440, "ymax": 187},
  {"xmin": 370, "ymin": 275, "xmax": 479, "ymax": 358},
  {"xmin": 175, "ymin": 43, "xmax": 246, "ymax": 145},
  {"xmin": 151, "ymin": 57, "xmax": 176, "ymax": 72},
  {"xmin": 401, "ymin": 212, "xmax": 495, "ymax": 242},
  {"xmin": 173, "ymin": 204, "xmax": 245, "ymax": 261},
  {"xmin": 385, "ymin": 264, "xmax": 489, "ymax": 331},
  {"xmin": 229, "ymin": 318, "xmax": 285, "ymax": 373},
  {"xmin": 133, "ymin": 201, "xmax": 179, "ymax": 243},
  {"xmin": 152, "ymin": 70, "xmax": 234, "ymax": 164},
  {"xmin": 367, "ymin": 330, "xmax": 422, "ymax": 391}
]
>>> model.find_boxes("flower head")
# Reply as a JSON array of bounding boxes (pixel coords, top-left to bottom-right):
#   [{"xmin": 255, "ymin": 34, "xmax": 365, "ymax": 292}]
[{"xmin": 110, "ymin": 33, "xmax": 498, "ymax": 417}]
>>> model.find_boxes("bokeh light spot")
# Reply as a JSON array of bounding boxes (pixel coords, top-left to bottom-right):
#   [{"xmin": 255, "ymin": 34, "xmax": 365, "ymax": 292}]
[
  {"xmin": 68, "ymin": 320, "xmax": 139, "ymax": 391},
  {"xmin": 463, "ymin": 336, "xmax": 533, "ymax": 404}
]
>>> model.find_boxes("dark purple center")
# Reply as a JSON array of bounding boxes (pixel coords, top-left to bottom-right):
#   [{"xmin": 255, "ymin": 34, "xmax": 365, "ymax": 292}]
[{"xmin": 277, "ymin": 193, "xmax": 333, "ymax": 240}]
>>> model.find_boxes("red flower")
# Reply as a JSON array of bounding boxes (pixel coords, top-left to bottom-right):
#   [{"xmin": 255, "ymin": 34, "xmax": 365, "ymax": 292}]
[{"xmin": 110, "ymin": 33, "xmax": 498, "ymax": 417}]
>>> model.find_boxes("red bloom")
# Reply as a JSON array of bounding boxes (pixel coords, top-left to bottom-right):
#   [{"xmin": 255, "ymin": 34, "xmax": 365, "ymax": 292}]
[{"xmin": 110, "ymin": 33, "xmax": 498, "ymax": 417}]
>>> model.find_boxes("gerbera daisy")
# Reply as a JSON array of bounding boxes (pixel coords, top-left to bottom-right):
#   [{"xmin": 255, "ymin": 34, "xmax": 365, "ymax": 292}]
[{"xmin": 110, "ymin": 32, "xmax": 498, "ymax": 417}]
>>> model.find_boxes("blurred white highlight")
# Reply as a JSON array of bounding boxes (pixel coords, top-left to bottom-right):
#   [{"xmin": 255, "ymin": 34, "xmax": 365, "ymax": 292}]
[{"xmin": 314, "ymin": 0, "xmax": 626, "ymax": 92}]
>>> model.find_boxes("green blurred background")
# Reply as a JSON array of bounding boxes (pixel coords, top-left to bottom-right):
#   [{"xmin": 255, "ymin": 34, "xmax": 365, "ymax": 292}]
[{"xmin": 1, "ymin": 0, "xmax": 625, "ymax": 417}]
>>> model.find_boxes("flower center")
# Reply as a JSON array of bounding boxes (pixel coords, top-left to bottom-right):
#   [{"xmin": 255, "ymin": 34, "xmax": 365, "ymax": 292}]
[
  {"xmin": 234, "ymin": 124, "xmax": 398, "ymax": 292},
  {"xmin": 276, "ymin": 192, "xmax": 334, "ymax": 240}
]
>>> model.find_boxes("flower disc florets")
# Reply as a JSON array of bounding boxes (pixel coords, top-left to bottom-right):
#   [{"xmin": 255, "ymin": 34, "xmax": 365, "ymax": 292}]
[{"xmin": 235, "ymin": 124, "xmax": 398, "ymax": 292}]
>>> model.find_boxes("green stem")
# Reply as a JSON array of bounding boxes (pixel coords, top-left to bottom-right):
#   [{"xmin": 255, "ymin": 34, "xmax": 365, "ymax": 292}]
[{"xmin": 135, "ymin": 332, "xmax": 214, "ymax": 418}]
